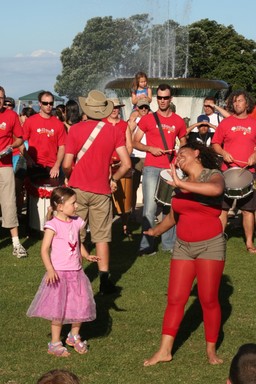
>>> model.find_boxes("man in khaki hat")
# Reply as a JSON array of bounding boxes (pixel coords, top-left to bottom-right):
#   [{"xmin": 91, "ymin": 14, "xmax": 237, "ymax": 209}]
[{"xmin": 62, "ymin": 90, "xmax": 131, "ymax": 294}]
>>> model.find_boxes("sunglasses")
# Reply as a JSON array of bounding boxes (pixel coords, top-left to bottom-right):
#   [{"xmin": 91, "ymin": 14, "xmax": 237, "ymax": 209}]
[
  {"xmin": 138, "ymin": 105, "xmax": 150, "ymax": 110},
  {"xmin": 157, "ymin": 96, "xmax": 170, "ymax": 100},
  {"xmin": 41, "ymin": 101, "xmax": 54, "ymax": 106},
  {"xmin": 4, "ymin": 103, "xmax": 13, "ymax": 107}
]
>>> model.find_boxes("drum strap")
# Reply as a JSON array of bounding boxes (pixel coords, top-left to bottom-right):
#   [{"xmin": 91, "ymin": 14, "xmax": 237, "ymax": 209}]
[
  {"xmin": 76, "ymin": 121, "xmax": 105, "ymax": 163},
  {"xmin": 153, "ymin": 112, "xmax": 174, "ymax": 163}
]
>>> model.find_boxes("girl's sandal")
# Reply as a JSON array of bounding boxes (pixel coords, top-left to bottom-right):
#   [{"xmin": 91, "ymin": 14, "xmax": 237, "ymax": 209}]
[
  {"xmin": 48, "ymin": 341, "xmax": 70, "ymax": 357},
  {"xmin": 66, "ymin": 332, "xmax": 88, "ymax": 354}
]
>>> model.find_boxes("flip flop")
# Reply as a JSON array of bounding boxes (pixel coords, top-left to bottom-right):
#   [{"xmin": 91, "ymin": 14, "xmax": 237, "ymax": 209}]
[{"xmin": 246, "ymin": 247, "xmax": 256, "ymax": 254}]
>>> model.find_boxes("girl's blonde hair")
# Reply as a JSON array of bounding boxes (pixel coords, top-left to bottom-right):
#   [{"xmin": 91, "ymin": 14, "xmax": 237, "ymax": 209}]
[
  {"xmin": 46, "ymin": 187, "xmax": 76, "ymax": 220},
  {"xmin": 131, "ymin": 71, "xmax": 148, "ymax": 91}
]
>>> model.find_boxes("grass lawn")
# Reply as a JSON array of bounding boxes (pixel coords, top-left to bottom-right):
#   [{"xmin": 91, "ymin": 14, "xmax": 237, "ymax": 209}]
[{"xmin": 0, "ymin": 211, "xmax": 255, "ymax": 384}]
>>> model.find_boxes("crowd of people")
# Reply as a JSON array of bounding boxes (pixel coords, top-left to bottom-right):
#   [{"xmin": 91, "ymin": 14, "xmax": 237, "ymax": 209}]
[{"xmin": 0, "ymin": 74, "xmax": 255, "ymax": 379}]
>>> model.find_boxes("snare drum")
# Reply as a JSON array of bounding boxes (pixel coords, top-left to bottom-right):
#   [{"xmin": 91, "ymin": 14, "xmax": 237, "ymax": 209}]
[
  {"xmin": 112, "ymin": 170, "xmax": 133, "ymax": 214},
  {"xmin": 154, "ymin": 169, "xmax": 178, "ymax": 206},
  {"xmin": 26, "ymin": 179, "xmax": 59, "ymax": 231},
  {"xmin": 223, "ymin": 167, "xmax": 253, "ymax": 199}
]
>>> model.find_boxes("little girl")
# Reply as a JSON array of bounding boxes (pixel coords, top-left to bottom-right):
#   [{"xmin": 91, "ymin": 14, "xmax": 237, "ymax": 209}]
[
  {"xmin": 131, "ymin": 71, "xmax": 152, "ymax": 109},
  {"xmin": 27, "ymin": 187, "xmax": 99, "ymax": 357}
]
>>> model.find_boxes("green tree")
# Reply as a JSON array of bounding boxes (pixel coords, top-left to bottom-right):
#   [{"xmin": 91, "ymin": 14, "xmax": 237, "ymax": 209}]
[
  {"xmin": 55, "ymin": 15, "xmax": 152, "ymax": 99},
  {"xmin": 188, "ymin": 19, "xmax": 256, "ymax": 96},
  {"xmin": 55, "ymin": 15, "xmax": 256, "ymax": 99}
]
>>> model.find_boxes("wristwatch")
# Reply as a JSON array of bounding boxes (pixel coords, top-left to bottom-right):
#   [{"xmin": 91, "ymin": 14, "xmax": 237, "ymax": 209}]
[{"xmin": 111, "ymin": 176, "xmax": 118, "ymax": 183}]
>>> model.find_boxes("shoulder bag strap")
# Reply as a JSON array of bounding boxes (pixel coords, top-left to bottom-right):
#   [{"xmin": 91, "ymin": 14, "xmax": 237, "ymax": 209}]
[
  {"xmin": 76, "ymin": 121, "xmax": 105, "ymax": 164},
  {"xmin": 153, "ymin": 112, "xmax": 174, "ymax": 163}
]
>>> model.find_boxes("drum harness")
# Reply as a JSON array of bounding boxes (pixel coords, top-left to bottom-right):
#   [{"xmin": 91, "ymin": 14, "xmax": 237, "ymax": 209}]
[{"xmin": 153, "ymin": 112, "xmax": 175, "ymax": 165}]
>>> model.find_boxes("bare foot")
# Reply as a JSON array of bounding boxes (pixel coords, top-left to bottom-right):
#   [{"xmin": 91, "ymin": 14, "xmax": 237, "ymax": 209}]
[
  {"xmin": 143, "ymin": 350, "xmax": 172, "ymax": 366},
  {"xmin": 208, "ymin": 354, "xmax": 223, "ymax": 365},
  {"xmin": 206, "ymin": 342, "xmax": 223, "ymax": 365}
]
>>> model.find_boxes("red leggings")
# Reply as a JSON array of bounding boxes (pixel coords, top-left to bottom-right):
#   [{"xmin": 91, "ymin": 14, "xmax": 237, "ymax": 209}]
[{"xmin": 162, "ymin": 259, "xmax": 225, "ymax": 343}]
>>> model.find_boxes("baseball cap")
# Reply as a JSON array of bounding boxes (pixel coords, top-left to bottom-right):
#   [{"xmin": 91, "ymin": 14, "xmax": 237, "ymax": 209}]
[{"xmin": 197, "ymin": 114, "xmax": 210, "ymax": 123}]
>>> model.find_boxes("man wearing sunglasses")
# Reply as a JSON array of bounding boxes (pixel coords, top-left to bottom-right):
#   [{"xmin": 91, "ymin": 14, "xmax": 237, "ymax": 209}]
[
  {"xmin": 133, "ymin": 84, "xmax": 187, "ymax": 256},
  {"xmin": 22, "ymin": 91, "xmax": 66, "ymax": 185}
]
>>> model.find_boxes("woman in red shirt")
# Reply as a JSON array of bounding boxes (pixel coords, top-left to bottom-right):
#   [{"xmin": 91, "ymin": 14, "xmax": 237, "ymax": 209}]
[{"xmin": 143, "ymin": 142, "xmax": 225, "ymax": 366}]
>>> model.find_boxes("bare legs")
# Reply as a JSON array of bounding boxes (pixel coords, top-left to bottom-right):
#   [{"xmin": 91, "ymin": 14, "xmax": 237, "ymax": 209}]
[
  {"xmin": 220, "ymin": 209, "xmax": 256, "ymax": 251},
  {"xmin": 242, "ymin": 210, "xmax": 256, "ymax": 251},
  {"xmin": 96, "ymin": 242, "xmax": 109, "ymax": 272}
]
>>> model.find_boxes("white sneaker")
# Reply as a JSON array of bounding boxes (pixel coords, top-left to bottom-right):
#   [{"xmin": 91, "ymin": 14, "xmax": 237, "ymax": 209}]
[{"xmin": 13, "ymin": 244, "xmax": 27, "ymax": 258}]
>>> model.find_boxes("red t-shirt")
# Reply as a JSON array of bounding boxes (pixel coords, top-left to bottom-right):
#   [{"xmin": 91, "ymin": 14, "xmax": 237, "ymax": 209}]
[
  {"xmin": 102, "ymin": 118, "xmax": 127, "ymax": 163},
  {"xmin": 172, "ymin": 192, "xmax": 222, "ymax": 242},
  {"xmin": 23, "ymin": 113, "xmax": 66, "ymax": 167},
  {"xmin": 0, "ymin": 108, "xmax": 23, "ymax": 167},
  {"xmin": 248, "ymin": 106, "xmax": 256, "ymax": 119},
  {"xmin": 138, "ymin": 112, "xmax": 186, "ymax": 168},
  {"xmin": 212, "ymin": 115, "xmax": 256, "ymax": 171},
  {"xmin": 65, "ymin": 120, "xmax": 125, "ymax": 194}
]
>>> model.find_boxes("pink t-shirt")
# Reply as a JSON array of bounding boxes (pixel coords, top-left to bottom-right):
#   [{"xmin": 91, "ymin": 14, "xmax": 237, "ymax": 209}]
[
  {"xmin": 65, "ymin": 120, "xmax": 125, "ymax": 194},
  {"xmin": 44, "ymin": 216, "xmax": 85, "ymax": 271},
  {"xmin": 212, "ymin": 115, "xmax": 256, "ymax": 171},
  {"xmin": 23, "ymin": 113, "xmax": 66, "ymax": 167},
  {"xmin": 138, "ymin": 112, "xmax": 187, "ymax": 168},
  {"xmin": 0, "ymin": 108, "xmax": 23, "ymax": 167}
]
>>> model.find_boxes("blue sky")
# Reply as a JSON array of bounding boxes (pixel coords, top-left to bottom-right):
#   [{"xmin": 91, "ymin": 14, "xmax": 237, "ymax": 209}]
[{"xmin": 1, "ymin": 0, "xmax": 256, "ymax": 99}]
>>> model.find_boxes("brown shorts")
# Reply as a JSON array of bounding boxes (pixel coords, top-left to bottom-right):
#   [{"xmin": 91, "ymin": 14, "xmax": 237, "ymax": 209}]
[
  {"xmin": 173, "ymin": 233, "xmax": 226, "ymax": 261},
  {"xmin": 73, "ymin": 188, "xmax": 113, "ymax": 243}
]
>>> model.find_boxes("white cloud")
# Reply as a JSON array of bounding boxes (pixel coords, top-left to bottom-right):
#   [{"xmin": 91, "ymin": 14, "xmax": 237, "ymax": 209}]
[
  {"xmin": 15, "ymin": 49, "xmax": 59, "ymax": 58},
  {"xmin": 31, "ymin": 50, "xmax": 59, "ymax": 58},
  {"xmin": 0, "ymin": 54, "xmax": 62, "ymax": 99}
]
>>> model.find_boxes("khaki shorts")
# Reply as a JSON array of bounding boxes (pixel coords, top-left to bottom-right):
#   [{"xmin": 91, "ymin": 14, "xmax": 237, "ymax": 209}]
[
  {"xmin": 0, "ymin": 167, "xmax": 19, "ymax": 228},
  {"xmin": 173, "ymin": 233, "xmax": 226, "ymax": 261},
  {"xmin": 73, "ymin": 189, "xmax": 113, "ymax": 243}
]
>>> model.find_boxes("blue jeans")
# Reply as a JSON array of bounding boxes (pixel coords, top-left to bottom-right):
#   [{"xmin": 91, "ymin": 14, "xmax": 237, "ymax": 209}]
[{"xmin": 139, "ymin": 166, "xmax": 176, "ymax": 252}]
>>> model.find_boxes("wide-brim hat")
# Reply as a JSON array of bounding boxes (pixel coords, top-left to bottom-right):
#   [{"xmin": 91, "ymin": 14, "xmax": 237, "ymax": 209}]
[
  {"xmin": 107, "ymin": 97, "xmax": 125, "ymax": 108},
  {"xmin": 79, "ymin": 90, "xmax": 114, "ymax": 120}
]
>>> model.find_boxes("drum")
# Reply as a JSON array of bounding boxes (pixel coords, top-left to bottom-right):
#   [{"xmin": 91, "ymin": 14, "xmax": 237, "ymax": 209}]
[
  {"xmin": 112, "ymin": 170, "xmax": 133, "ymax": 214},
  {"xmin": 26, "ymin": 179, "xmax": 57, "ymax": 231},
  {"xmin": 154, "ymin": 169, "xmax": 181, "ymax": 206},
  {"xmin": 223, "ymin": 167, "xmax": 253, "ymax": 199}
]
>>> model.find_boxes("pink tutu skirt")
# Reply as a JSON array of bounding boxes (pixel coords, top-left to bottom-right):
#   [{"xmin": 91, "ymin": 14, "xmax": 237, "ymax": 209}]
[{"xmin": 27, "ymin": 269, "xmax": 96, "ymax": 324}]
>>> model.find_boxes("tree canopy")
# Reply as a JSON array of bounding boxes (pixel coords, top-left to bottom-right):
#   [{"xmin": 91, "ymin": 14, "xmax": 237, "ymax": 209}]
[{"xmin": 54, "ymin": 15, "xmax": 256, "ymax": 99}]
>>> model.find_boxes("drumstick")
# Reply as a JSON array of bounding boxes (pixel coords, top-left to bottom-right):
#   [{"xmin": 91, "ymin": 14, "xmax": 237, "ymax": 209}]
[
  {"xmin": 238, "ymin": 164, "xmax": 250, "ymax": 177},
  {"xmin": 163, "ymin": 149, "xmax": 176, "ymax": 153},
  {"xmin": 233, "ymin": 159, "xmax": 248, "ymax": 165}
]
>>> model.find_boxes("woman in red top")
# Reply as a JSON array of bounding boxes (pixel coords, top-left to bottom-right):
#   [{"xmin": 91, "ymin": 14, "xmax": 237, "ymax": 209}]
[{"xmin": 143, "ymin": 142, "xmax": 226, "ymax": 366}]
